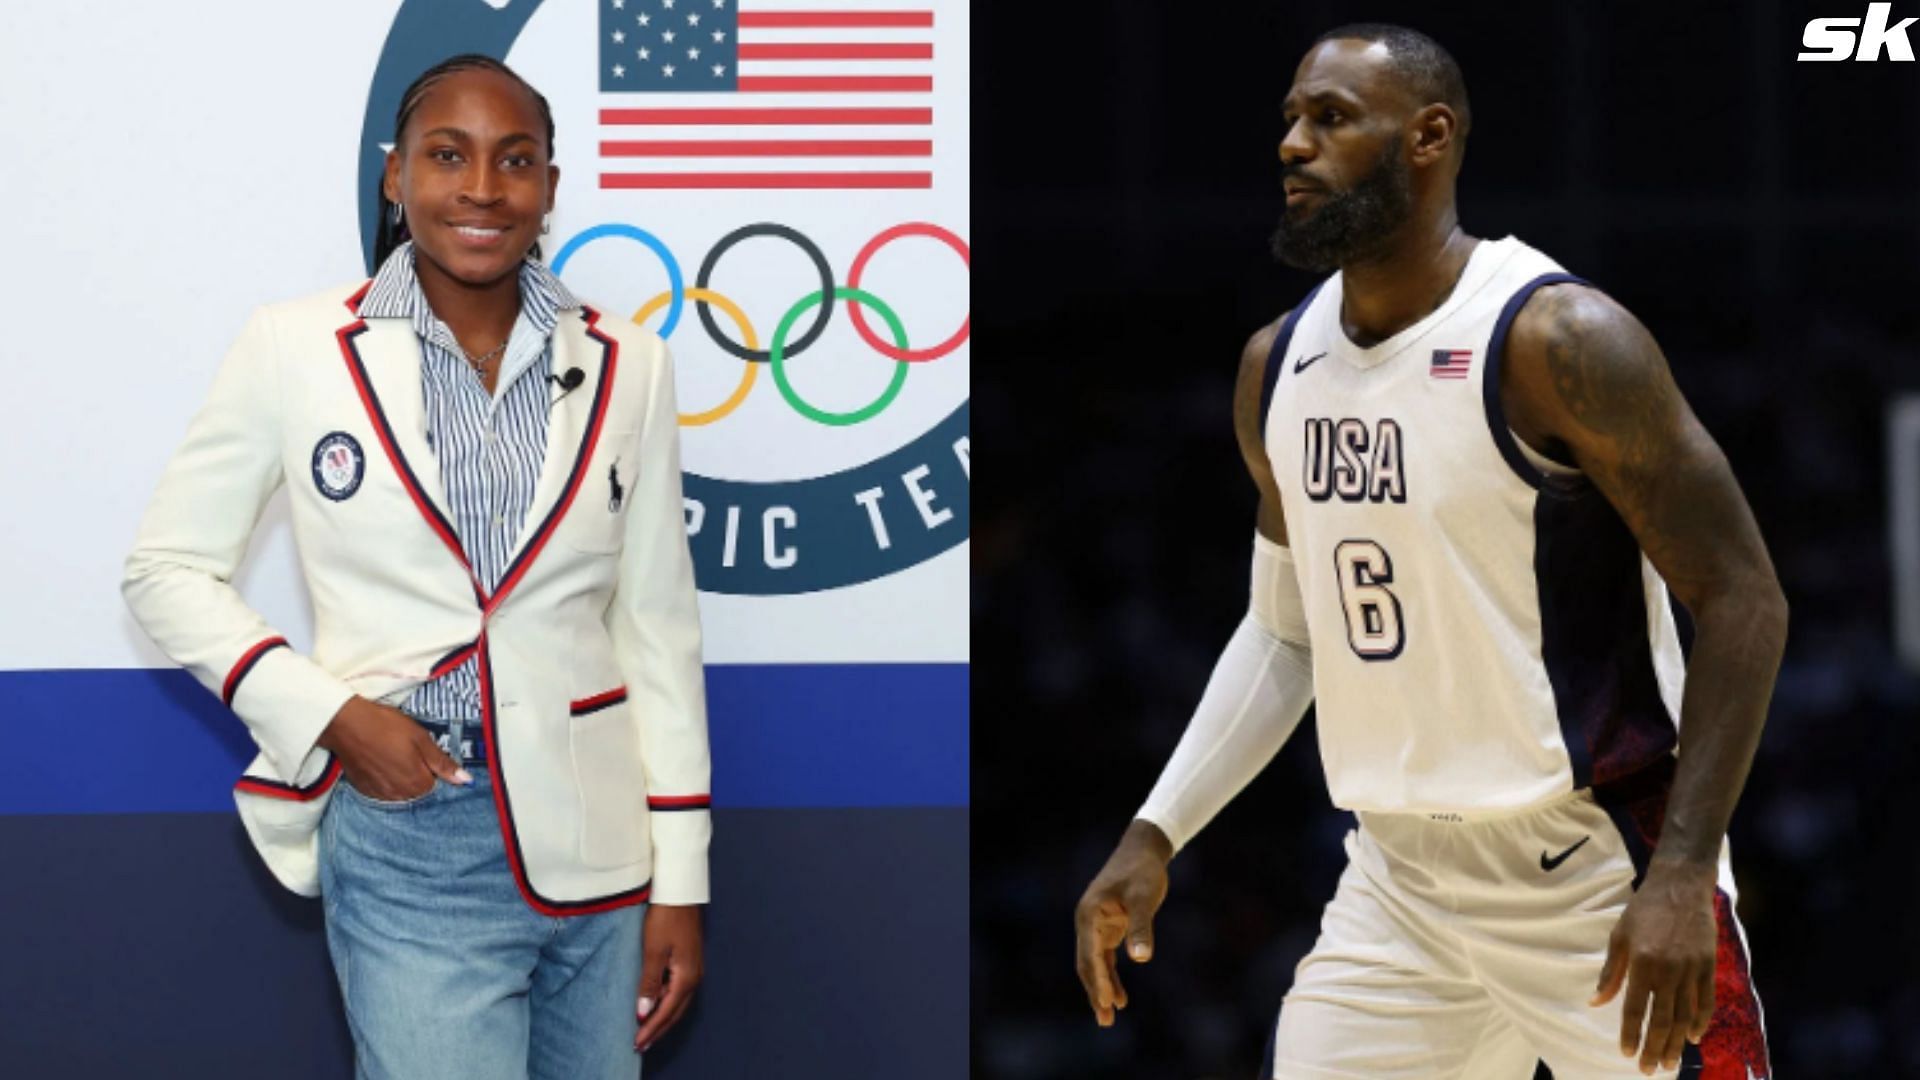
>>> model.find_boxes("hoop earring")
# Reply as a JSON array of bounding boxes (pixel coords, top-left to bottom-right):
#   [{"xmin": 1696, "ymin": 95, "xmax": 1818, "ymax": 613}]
[
  {"xmin": 390, "ymin": 202, "xmax": 405, "ymax": 225},
  {"xmin": 541, "ymin": 214, "xmax": 551, "ymax": 235}
]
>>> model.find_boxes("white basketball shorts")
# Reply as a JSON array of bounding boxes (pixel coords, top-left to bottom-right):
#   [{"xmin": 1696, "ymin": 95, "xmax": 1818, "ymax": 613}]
[{"xmin": 1265, "ymin": 763, "xmax": 1771, "ymax": 1079}]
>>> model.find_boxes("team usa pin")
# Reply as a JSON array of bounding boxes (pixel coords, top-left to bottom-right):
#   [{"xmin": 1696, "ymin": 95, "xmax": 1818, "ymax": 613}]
[{"xmin": 311, "ymin": 431, "xmax": 365, "ymax": 501}]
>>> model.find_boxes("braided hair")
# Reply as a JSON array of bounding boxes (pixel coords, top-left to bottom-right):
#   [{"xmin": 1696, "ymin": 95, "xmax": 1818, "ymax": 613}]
[{"xmin": 372, "ymin": 54, "xmax": 558, "ymax": 270}]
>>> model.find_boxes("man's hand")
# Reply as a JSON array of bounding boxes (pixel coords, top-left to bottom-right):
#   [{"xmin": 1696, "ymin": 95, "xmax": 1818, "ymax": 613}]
[
  {"xmin": 1590, "ymin": 858, "xmax": 1719, "ymax": 1075},
  {"xmin": 636, "ymin": 903, "xmax": 703, "ymax": 1053},
  {"xmin": 316, "ymin": 696, "xmax": 468, "ymax": 801},
  {"xmin": 1073, "ymin": 820, "xmax": 1174, "ymax": 1027}
]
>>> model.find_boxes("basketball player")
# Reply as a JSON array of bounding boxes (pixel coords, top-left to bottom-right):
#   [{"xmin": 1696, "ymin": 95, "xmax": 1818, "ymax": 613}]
[{"xmin": 1073, "ymin": 24, "xmax": 1784, "ymax": 1079}]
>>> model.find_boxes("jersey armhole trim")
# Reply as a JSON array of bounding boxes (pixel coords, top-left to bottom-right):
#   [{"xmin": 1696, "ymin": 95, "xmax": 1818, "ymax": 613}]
[
  {"xmin": 1257, "ymin": 281, "xmax": 1327, "ymax": 435},
  {"xmin": 1482, "ymin": 272, "xmax": 1587, "ymax": 492}
]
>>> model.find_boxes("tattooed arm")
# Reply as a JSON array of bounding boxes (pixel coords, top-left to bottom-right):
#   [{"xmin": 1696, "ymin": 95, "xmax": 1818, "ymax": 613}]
[{"xmin": 1503, "ymin": 284, "xmax": 1788, "ymax": 1074}]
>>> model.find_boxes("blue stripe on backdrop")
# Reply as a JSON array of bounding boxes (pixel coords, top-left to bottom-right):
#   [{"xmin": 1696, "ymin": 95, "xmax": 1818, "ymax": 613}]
[
  {"xmin": 0, "ymin": 806, "xmax": 967, "ymax": 1077},
  {"xmin": 0, "ymin": 664, "xmax": 967, "ymax": 814}
]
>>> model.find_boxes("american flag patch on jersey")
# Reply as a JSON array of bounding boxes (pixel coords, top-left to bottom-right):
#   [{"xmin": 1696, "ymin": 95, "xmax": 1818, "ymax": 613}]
[{"xmin": 1430, "ymin": 348, "xmax": 1473, "ymax": 379}]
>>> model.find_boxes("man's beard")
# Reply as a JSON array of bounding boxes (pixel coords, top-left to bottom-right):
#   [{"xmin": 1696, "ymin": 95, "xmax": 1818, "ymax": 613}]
[{"xmin": 1269, "ymin": 142, "xmax": 1414, "ymax": 273}]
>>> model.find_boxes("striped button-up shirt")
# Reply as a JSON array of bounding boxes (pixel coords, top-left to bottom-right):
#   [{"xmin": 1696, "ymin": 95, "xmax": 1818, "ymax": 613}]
[{"xmin": 358, "ymin": 241, "xmax": 581, "ymax": 724}]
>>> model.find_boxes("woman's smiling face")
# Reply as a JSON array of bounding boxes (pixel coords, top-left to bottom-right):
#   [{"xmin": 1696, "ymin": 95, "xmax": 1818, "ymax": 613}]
[{"xmin": 383, "ymin": 67, "xmax": 558, "ymax": 287}]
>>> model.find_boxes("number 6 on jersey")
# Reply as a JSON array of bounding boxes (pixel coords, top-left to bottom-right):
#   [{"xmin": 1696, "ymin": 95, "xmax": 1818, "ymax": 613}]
[{"xmin": 1334, "ymin": 540, "xmax": 1404, "ymax": 660}]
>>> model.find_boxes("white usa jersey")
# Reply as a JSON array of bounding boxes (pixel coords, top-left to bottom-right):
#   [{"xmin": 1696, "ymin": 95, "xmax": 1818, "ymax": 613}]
[{"xmin": 1263, "ymin": 236, "xmax": 1687, "ymax": 814}]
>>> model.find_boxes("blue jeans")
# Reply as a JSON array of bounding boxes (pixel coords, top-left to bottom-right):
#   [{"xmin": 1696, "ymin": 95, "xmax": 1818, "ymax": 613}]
[{"xmin": 318, "ymin": 764, "xmax": 644, "ymax": 1080}]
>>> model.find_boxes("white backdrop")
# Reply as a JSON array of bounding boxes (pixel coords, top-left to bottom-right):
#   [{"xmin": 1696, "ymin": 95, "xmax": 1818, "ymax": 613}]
[{"xmin": 0, "ymin": 0, "xmax": 968, "ymax": 669}]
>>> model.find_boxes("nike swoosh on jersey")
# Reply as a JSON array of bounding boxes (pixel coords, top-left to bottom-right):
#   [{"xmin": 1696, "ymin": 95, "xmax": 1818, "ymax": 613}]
[
  {"xmin": 1539, "ymin": 835, "xmax": 1590, "ymax": 871},
  {"xmin": 1293, "ymin": 351, "xmax": 1328, "ymax": 374}
]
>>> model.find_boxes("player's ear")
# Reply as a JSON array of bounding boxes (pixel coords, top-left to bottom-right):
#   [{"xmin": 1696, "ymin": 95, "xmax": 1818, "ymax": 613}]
[{"xmin": 1408, "ymin": 103, "xmax": 1459, "ymax": 168}]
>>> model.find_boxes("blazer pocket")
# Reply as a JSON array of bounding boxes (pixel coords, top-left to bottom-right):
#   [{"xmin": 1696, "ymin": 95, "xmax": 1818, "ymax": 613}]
[
  {"xmin": 569, "ymin": 687, "xmax": 648, "ymax": 868},
  {"xmin": 568, "ymin": 430, "xmax": 637, "ymax": 555}
]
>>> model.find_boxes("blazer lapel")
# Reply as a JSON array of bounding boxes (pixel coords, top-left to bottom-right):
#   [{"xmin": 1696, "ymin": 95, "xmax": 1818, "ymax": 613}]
[
  {"xmin": 491, "ymin": 306, "xmax": 618, "ymax": 612},
  {"xmin": 336, "ymin": 313, "xmax": 469, "ymax": 586}
]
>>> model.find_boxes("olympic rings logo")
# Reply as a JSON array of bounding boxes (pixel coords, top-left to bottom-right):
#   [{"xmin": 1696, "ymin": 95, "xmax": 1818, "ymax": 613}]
[{"xmin": 550, "ymin": 222, "xmax": 970, "ymax": 428}]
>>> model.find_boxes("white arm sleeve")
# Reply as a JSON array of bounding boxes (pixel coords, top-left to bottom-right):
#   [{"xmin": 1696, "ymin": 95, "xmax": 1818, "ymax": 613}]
[{"xmin": 1135, "ymin": 534, "xmax": 1314, "ymax": 853}]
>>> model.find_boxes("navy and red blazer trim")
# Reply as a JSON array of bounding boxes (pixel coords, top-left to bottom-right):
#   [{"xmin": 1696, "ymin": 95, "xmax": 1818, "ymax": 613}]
[
  {"xmin": 223, "ymin": 636, "xmax": 289, "ymax": 706},
  {"xmin": 331, "ymin": 294, "xmax": 645, "ymax": 917},
  {"xmin": 234, "ymin": 756, "xmax": 343, "ymax": 802},
  {"xmin": 431, "ymin": 640, "xmax": 480, "ymax": 679},
  {"xmin": 334, "ymin": 299, "xmax": 617, "ymax": 619},
  {"xmin": 484, "ymin": 304, "xmax": 619, "ymax": 617},
  {"xmin": 476, "ymin": 635, "xmax": 652, "ymax": 916},
  {"xmin": 383, "ymin": 309, "xmax": 638, "ymax": 918},
  {"xmin": 570, "ymin": 687, "xmax": 628, "ymax": 716},
  {"xmin": 647, "ymin": 794, "xmax": 712, "ymax": 812},
  {"xmin": 336, "ymin": 320, "xmax": 485, "ymax": 607}
]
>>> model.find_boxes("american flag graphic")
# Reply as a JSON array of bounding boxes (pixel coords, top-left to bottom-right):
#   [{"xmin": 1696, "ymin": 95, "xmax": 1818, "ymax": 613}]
[
  {"xmin": 597, "ymin": 0, "xmax": 936, "ymax": 189},
  {"xmin": 1430, "ymin": 348, "xmax": 1473, "ymax": 379}
]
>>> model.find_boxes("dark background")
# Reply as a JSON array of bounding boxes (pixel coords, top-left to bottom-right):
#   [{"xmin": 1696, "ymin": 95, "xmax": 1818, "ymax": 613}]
[{"xmin": 974, "ymin": 1, "xmax": 1920, "ymax": 1076}]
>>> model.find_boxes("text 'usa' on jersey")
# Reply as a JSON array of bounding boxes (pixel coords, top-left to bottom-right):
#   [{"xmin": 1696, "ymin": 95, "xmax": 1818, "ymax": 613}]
[{"xmin": 1261, "ymin": 237, "xmax": 1688, "ymax": 817}]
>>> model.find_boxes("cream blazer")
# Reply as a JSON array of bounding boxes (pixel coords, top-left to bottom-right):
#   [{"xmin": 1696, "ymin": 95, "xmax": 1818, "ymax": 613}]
[{"xmin": 123, "ymin": 279, "xmax": 710, "ymax": 915}]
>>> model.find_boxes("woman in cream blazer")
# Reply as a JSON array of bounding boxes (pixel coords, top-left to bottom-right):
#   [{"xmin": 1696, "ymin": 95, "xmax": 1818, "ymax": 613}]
[{"xmin": 123, "ymin": 55, "xmax": 709, "ymax": 1073}]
